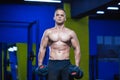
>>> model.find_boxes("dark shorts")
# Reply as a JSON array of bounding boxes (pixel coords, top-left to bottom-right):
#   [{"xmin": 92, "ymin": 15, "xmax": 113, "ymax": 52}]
[{"xmin": 47, "ymin": 60, "xmax": 74, "ymax": 80}]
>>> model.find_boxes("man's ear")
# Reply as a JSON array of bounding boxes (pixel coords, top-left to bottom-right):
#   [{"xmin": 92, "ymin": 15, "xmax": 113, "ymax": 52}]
[
  {"xmin": 53, "ymin": 17, "xmax": 55, "ymax": 20},
  {"xmin": 65, "ymin": 18, "xmax": 66, "ymax": 21}
]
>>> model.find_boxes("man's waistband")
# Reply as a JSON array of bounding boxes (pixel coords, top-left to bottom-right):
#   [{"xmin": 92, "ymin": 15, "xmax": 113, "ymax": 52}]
[{"xmin": 49, "ymin": 59, "xmax": 70, "ymax": 62}]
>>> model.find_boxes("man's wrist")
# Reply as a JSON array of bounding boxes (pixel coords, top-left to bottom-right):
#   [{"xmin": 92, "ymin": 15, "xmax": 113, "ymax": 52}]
[
  {"xmin": 38, "ymin": 62, "xmax": 42, "ymax": 66},
  {"xmin": 76, "ymin": 64, "xmax": 79, "ymax": 67}
]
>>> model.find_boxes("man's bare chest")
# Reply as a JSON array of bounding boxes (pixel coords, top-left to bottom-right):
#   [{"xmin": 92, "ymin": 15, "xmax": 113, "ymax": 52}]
[{"xmin": 48, "ymin": 31, "xmax": 71, "ymax": 42}]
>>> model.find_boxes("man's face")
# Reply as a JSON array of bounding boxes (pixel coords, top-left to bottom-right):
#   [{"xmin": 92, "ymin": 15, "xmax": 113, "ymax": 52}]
[{"xmin": 54, "ymin": 10, "xmax": 66, "ymax": 24}]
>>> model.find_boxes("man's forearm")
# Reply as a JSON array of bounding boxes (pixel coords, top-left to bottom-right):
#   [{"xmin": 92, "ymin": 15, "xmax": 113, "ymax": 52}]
[
  {"xmin": 38, "ymin": 57, "xmax": 43, "ymax": 66},
  {"xmin": 38, "ymin": 49, "xmax": 46, "ymax": 66},
  {"xmin": 75, "ymin": 54, "xmax": 80, "ymax": 67},
  {"xmin": 74, "ymin": 48, "xmax": 81, "ymax": 67}
]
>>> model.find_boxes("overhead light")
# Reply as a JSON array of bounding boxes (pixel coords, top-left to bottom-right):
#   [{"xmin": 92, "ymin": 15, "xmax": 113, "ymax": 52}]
[
  {"xmin": 8, "ymin": 46, "xmax": 18, "ymax": 52},
  {"xmin": 118, "ymin": 2, "xmax": 120, "ymax": 5},
  {"xmin": 13, "ymin": 46, "xmax": 18, "ymax": 51},
  {"xmin": 8, "ymin": 47, "xmax": 14, "ymax": 52},
  {"xmin": 107, "ymin": 7, "xmax": 119, "ymax": 10},
  {"xmin": 96, "ymin": 11, "xmax": 105, "ymax": 14},
  {"xmin": 24, "ymin": 0, "xmax": 61, "ymax": 3}
]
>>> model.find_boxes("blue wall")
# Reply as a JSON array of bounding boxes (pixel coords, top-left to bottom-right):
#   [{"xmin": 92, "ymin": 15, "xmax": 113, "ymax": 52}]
[
  {"xmin": 89, "ymin": 19, "xmax": 120, "ymax": 55},
  {"xmin": 0, "ymin": 26, "xmax": 28, "ymax": 43},
  {"xmin": 89, "ymin": 18, "xmax": 120, "ymax": 80},
  {"xmin": 0, "ymin": 4, "xmax": 57, "ymax": 43},
  {"xmin": 98, "ymin": 61, "xmax": 119, "ymax": 80}
]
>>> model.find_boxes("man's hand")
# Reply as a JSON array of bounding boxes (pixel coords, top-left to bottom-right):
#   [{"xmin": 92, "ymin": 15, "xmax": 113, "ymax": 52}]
[
  {"xmin": 35, "ymin": 65, "xmax": 48, "ymax": 76},
  {"xmin": 68, "ymin": 65, "xmax": 83, "ymax": 79}
]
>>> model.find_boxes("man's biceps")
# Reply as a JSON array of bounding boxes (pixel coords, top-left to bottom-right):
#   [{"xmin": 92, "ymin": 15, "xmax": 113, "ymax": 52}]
[
  {"xmin": 40, "ymin": 45, "xmax": 46, "ymax": 50},
  {"xmin": 42, "ymin": 37, "xmax": 48, "ymax": 43},
  {"xmin": 72, "ymin": 38, "xmax": 78, "ymax": 43}
]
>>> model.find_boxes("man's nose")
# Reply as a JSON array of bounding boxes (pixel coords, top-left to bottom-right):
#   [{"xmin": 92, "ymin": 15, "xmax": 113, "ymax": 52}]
[{"xmin": 58, "ymin": 16, "xmax": 61, "ymax": 18}]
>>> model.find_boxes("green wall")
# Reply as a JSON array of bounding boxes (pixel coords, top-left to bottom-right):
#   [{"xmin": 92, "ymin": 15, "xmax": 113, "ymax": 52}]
[
  {"xmin": 16, "ymin": 43, "xmax": 36, "ymax": 80},
  {"xmin": 64, "ymin": 3, "xmax": 89, "ymax": 80},
  {"xmin": 17, "ymin": 43, "xmax": 27, "ymax": 80}
]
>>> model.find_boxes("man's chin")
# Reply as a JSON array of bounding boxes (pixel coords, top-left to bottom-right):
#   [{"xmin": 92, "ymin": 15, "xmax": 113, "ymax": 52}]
[{"xmin": 57, "ymin": 22, "xmax": 64, "ymax": 25}]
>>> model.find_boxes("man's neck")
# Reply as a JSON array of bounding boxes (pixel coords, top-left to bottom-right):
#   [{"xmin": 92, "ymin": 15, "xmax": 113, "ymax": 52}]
[{"xmin": 55, "ymin": 24, "xmax": 65, "ymax": 30}]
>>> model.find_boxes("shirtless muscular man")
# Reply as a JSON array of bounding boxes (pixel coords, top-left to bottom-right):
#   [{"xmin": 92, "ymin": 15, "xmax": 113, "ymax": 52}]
[{"xmin": 38, "ymin": 8, "xmax": 81, "ymax": 80}]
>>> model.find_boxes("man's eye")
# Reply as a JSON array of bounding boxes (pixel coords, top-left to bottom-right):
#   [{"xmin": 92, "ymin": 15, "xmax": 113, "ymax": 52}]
[
  {"xmin": 56, "ymin": 14, "xmax": 59, "ymax": 16},
  {"xmin": 61, "ymin": 15, "xmax": 64, "ymax": 17},
  {"xmin": 56, "ymin": 14, "xmax": 64, "ymax": 16}
]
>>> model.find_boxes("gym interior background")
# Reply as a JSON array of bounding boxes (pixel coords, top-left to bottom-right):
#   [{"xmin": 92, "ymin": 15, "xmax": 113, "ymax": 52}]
[{"xmin": 0, "ymin": 0, "xmax": 120, "ymax": 80}]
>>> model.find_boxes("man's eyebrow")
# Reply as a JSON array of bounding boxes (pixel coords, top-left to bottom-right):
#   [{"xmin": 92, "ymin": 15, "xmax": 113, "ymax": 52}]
[
  {"xmin": 56, "ymin": 13, "xmax": 59, "ymax": 15},
  {"xmin": 56, "ymin": 13, "xmax": 64, "ymax": 15}
]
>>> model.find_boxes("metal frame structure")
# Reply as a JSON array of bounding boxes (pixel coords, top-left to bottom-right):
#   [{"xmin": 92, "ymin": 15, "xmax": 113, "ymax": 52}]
[{"xmin": 0, "ymin": 20, "xmax": 39, "ymax": 80}]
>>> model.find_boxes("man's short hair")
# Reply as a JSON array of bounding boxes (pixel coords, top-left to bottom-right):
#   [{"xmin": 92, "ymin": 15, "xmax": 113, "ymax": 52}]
[
  {"xmin": 54, "ymin": 8, "xmax": 66, "ymax": 17},
  {"xmin": 55, "ymin": 8, "xmax": 66, "ymax": 14}
]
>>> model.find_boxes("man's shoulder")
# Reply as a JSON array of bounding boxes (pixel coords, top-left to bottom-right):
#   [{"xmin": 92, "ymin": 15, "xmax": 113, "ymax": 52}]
[
  {"xmin": 44, "ymin": 27, "xmax": 54, "ymax": 33},
  {"xmin": 65, "ymin": 27, "xmax": 75, "ymax": 33},
  {"xmin": 65, "ymin": 27, "xmax": 77, "ymax": 37}
]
